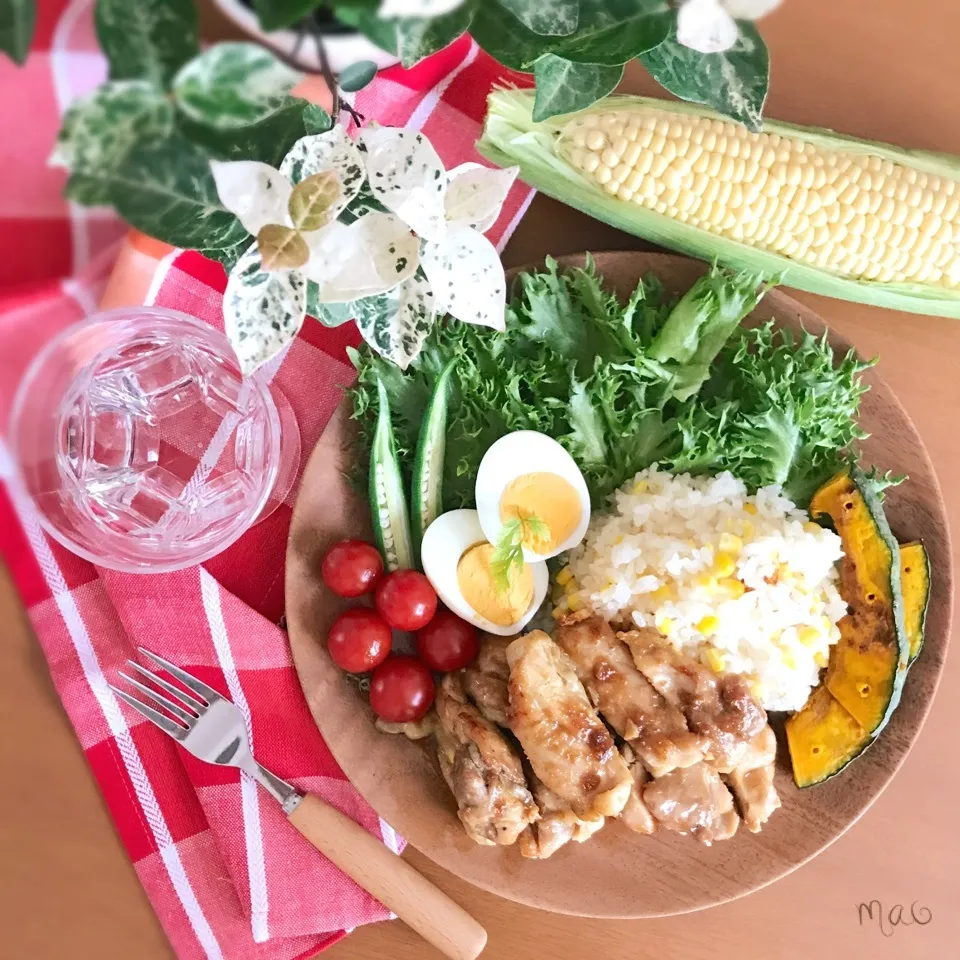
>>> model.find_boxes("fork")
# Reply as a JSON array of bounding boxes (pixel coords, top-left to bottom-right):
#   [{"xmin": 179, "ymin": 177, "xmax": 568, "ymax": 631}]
[{"xmin": 111, "ymin": 648, "xmax": 487, "ymax": 960}]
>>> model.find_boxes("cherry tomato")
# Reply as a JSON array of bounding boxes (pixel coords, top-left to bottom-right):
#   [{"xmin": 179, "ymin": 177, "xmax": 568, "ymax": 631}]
[
  {"xmin": 416, "ymin": 611, "xmax": 479, "ymax": 672},
  {"xmin": 375, "ymin": 570, "xmax": 438, "ymax": 631},
  {"xmin": 321, "ymin": 540, "xmax": 384, "ymax": 598},
  {"xmin": 369, "ymin": 656, "xmax": 435, "ymax": 722},
  {"xmin": 327, "ymin": 608, "xmax": 392, "ymax": 673}
]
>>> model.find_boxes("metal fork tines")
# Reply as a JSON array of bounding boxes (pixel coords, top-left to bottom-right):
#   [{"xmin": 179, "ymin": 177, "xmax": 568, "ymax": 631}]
[{"xmin": 110, "ymin": 648, "xmax": 301, "ymax": 811}]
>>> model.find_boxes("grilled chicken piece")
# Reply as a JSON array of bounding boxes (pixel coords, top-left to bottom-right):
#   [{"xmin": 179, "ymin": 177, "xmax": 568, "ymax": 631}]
[
  {"xmin": 375, "ymin": 712, "xmax": 437, "ymax": 740},
  {"xmin": 462, "ymin": 634, "xmax": 514, "ymax": 728},
  {"xmin": 620, "ymin": 628, "xmax": 767, "ymax": 772},
  {"xmin": 435, "ymin": 673, "xmax": 538, "ymax": 847},
  {"xmin": 618, "ymin": 742, "xmax": 656, "ymax": 835},
  {"xmin": 507, "ymin": 631, "xmax": 633, "ymax": 820},
  {"xmin": 518, "ymin": 768, "xmax": 605, "ymax": 860},
  {"xmin": 724, "ymin": 725, "xmax": 781, "ymax": 833},
  {"xmin": 643, "ymin": 763, "xmax": 740, "ymax": 845},
  {"xmin": 555, "ymin": 614, "xmax": 704, "ymax": 778}
]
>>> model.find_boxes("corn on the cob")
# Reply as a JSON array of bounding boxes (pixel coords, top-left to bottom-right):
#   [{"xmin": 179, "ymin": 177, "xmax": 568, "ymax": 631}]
[{"xmin": 478, "ymin": 90, "xmax": 960, "ymax": 317}]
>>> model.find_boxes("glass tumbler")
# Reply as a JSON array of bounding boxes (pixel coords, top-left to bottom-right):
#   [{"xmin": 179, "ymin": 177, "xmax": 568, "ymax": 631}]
[{"xmin": 9, "ymin": 307, "xmax": 300, "ymax": 572}]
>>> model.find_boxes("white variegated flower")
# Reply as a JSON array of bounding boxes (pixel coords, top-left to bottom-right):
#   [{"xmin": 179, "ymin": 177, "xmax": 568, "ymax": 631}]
[
  {"xmin": 677, "ymin": 0, "xmax": 782, "ymax": 55},
  {"xmin": 359, "ymin": 126, "xmax": 519, "ymax": 331}
]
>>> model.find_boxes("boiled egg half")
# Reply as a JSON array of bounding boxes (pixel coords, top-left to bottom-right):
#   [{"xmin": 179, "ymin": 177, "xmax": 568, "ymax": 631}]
[
  {"xmin": 475, "ymin": 431, "xmax": 591, "ymax": 562},
  {"xmin": 420, "ymin": 509, "xmax": 549, "ymax": 636}
]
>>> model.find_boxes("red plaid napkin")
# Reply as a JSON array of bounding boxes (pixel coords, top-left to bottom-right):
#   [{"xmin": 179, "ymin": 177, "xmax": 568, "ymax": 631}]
[{"xmin": 0, "ymin": 3, "xmax": 534, "ymax": 958}]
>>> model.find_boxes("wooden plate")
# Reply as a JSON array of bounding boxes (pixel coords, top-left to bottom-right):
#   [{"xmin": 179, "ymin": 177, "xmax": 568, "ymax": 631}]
[{"xmin": 284, "ymin": 252, "xmax": 952, "ymax": 918}]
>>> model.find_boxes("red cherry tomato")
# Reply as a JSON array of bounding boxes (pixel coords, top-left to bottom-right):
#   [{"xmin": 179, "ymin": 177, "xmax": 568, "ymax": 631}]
[
  {"xmin": 369, "ymin": 656, "xmax": 435, "ymax": 722},
  {"xmin": 375, "ymin": 570, "xmax": 438, "ymax": 631},
  {"xmin": 416, "ymin": 611, "xmax": 479, "ymax": 672},
  {"xmin": 321, "ymin": 540, "xmax": 384, "ymax": 598},
  {"xmin": 327, "ymin": 608, "xmax": 392, "ymax": 673}
]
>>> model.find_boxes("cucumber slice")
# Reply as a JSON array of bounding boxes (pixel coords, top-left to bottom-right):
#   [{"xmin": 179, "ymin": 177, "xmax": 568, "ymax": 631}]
[
  {"xmin": 370, "ymin": 378, "xmax": 414, "ymax": 571},
  {"xmin": 411, "ymin": 360, "xmax": 456, "ymax": 569}
]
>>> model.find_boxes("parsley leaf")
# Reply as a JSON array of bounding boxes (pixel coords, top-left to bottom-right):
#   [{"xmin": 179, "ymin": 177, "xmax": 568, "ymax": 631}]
[{"xmin": 490, "ymin": 515, "xmax": 547, "ymax": 592}]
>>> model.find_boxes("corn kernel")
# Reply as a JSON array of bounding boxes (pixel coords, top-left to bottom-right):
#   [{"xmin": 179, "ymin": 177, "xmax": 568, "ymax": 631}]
[
  {"xmin": 803, "ymin": 521, "xmax": 821, "ymax": 534},
  {"xmin": 564, "ymin": 579, "xmax": 579, "ymax": 597},
  {"xmin": 704, "ymin": 647, "xmax": 726, "ymax": 672},
  {"xmin": 694, "ymin": 572, "xmax": 717, "ymax": 590},
  {"xmin": 743, "ymin": 503, "xmax": 758, "ymax": 515},
  {"xmin": 567, "ymin": 592, "xmax": 583, "ymax": 612},
  {"xmin": 719, "ymin": 578, "xmax": 746, "ymax": 599},
  {"xmin": 797, "ymin": 625, "xmax": 820, "ymax": 647},
  {"xmin": 713, "ymin": 552, "xmax": 737, "ymax": 578},
  {"xmin": 556, "ymin": 566, "xmax": 574, "ymax": 586},
  {"xmin": 814, "ymin": 651, "xmax": 828, "ymax": 668},
  {"xmin": 552, "ymin": 603, "xmax": 568, "ymax": 619},
  {"xmin": 742, "ymin": 520, "xmax": 755, "ymax": 538},
  {"xmin": 718, "ymin": 532, "xmax": 743, "ymax": 553},
  {"xmin": 696, "ymin": 615, "xmax": 720, "ymax": 636},
  {"xmin": 632, "ymin": 480, "xmax": 648, "ymax": 494},
  {"xmin": 551, "ymin": 584, "xmax": 565, "ymax": 604},
  {"xmin": 782, "ymin": 650, "xmax": 797, "ymax": 670},
  {"xmin": 656, "ymin": 615, "xmax": 674, "ymax": 636},
  {"xmin": 650, "ymin": 584, "xmax": 675, "ymax": 604}
]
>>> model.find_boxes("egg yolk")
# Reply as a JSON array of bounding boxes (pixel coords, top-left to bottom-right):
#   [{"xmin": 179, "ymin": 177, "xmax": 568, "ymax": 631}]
[
  {"xmin": 456, "ymin": 542, "xmax": 534, "ymax": 627},
  {"xmin": 499, "ymin": 472, "xmax": 581, "ymax": 554}
]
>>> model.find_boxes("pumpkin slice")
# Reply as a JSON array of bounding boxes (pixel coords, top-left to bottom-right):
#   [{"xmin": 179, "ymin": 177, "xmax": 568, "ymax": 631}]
[
  {"xmin": 900, "ymin": 541, "xmax": 930, "ymax": 664},
  {"xmin": 786, "ymin": 686, "xmax": 870, "ymax": 788},
  {"xmin": 809, "ymin": 468, "xmax": 910, "ymax": 737}
]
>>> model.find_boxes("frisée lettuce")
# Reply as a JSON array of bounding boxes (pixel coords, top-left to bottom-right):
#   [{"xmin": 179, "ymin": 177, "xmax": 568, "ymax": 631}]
[{"xmin": 350, "ymin": 257, "xmax": 871, "ymax": 510}]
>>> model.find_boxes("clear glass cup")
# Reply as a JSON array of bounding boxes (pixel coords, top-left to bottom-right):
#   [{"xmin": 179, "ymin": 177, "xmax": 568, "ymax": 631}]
[{"xmin": 9, "ymin": 307, "xmax": 300, "ymax": 573}]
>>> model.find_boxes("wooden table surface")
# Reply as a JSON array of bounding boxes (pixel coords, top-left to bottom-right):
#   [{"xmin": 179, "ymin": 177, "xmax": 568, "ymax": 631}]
[{"xmin": 2, "ymin": 1, "xmax": 960, "ymax": 957}]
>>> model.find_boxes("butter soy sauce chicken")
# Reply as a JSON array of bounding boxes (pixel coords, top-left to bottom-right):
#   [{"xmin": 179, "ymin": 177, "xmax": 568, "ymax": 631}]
[
  {"xmin": 724, "ymin": 725, "xmax": 781, "ymax": 833},
  {"xmin": 434, "ymin": 672, "xmax": 538, "ymax": 846},
  {"xmin": 507, "ymin": 630, "xmax": 634, "ymax": 820},
  {"xmin": 643, "ymin": 763, "xmax": 740, "ymax": 846}
]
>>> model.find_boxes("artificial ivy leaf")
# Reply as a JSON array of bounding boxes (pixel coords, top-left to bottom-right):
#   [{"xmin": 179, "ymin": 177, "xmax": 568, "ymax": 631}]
[
  {"xmin": 333, "ymin": 6, "xmax": 398, "ymax": 55},
  {"xmin": 395, "ymin": 2, "xmax": 475, "ymax": 68},
  {"xmin": 306, "ymin": 211, "xmax": 421, "ymax": 302},
  {"xmin": 532, "ymin": 56, "xmax": 623, "ymax": 122},
  {"xmin": 209, "ymin": 159, "xmax": 293, "ymax": 236},
  {"xmin": 279, "ymin": 126, "xmax": 365, "ymax": 219},
  {"xmin": 109, "ymin": 132, "xmax": 250, "ymax": 250},
  {"xmin": 339, "ymin": 59, "xmax": 378, "ymax": 93},
  {"xmin": 95, "ymin": 0, "xmax": 199, "ymax": 89},
  {"xmin": 177, "ymin": 96, "xmax": 319, "ymax": 166},
  {"xmin": 444, "ymin": 162, "xmax": 518, "ymax": 233},
  {"xmin": 253, "ymin": 0, "xmax": 319, "ymax": 31},
  {"xmin": 358, "ymin": 126, "xmax": 446, "ymax": 242},
  {"xmin": 468, "ymin": 2, "xmax": 545, "ymax": 70},
  {"xmin": 307, "ymin": 289, "xmax": 355, "ymax": 327},
  {"xmin": 257, "ymin": 223, "xmax": 310, "ymax": 270},
  {"xmin": 173, "ymin": 42, "xmax": 302, "ymax": 130},
  {"xmin": 0, "ymin": 0, "xmax": 36, "ymax": 65},
  {"xmin": 421, "ymin": 222, "xmax": 506, "ymax": 330},
  {"xmin": 302, "ymin": 103, "xmax": 333, "ymax": 135},
  {"xmin": 499, "ymin": 0, "xmax": 578, "ymax": 37},
  {"xmin": 725, "ymin": 0, "xmax": 782, "ymax": 17},
  {"xmin": 351, "ymin": 272, "xmax": 437, "ymax": 370},
  {"xmin": 559, "ymin": 5, "xmax": 672, "ymax": 65},
  {"xmin": 379, "ymin": 0, "xmax": 466, "ymax": 15},
  {"xmin": 639, "ymin": 22, "xmax": 769, "ymax": 131},
  {"xmin": 50, "ymin": 81, "xmax": 174, "ymax": 207},
  {"xmin": 224, "ymin": 243, "xmax": 307, "ymax": 375},
  {"xmin": 288, "ymin": 171, "xmax": 342, "ymax": 231}
]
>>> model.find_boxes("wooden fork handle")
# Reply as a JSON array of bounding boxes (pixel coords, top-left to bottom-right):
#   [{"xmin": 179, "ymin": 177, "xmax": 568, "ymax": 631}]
[{"xmin": 288, "ymin": 793, "xmax": 487, "ymax": 960}]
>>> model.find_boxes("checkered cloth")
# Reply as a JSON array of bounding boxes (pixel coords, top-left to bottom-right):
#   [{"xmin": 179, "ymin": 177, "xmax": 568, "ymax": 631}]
[{"xmin": 0, "ymin": 3, "xmax": 534, "ymax": 958}]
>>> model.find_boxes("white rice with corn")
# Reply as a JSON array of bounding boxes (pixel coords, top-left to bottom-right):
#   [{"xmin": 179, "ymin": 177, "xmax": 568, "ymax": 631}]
[{"xmin": 562, "ymin": 467, "xmax": 847, "ymax": 712}]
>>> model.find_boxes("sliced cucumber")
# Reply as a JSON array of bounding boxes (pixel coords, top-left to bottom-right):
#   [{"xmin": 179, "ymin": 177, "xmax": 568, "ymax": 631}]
[
  {"xmin": 370, "ymin": 378, "xmax": 414, "ymax": 571},
  {"xmin": 411, "ymin": 360, "xmax": 456, "ymax": 569}
]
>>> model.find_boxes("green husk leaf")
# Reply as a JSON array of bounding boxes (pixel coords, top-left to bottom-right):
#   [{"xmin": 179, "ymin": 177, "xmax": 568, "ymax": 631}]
[
  {"xmin": 51, "ymin": 81, "xmax": 174, "ymax": 207},
  {"xmin": 638, "ymin": 22, "xmax": 769, "ymax": 131},
  {"xmin": 0, "ymin": 0, "xmax": 36, "ymax": 65},
  {"xmin": 477, "ymin": 89, "xmax": 960, "ymax": 319},
  {"xmin": 95, "ymin": 0, "xmax": 199, "ymax": 88},
  {"xmin": 532, "ymin": 57, "xmax": 623, "ymax": 122},
  {"xmin": 173, "ymin": 42, "xmax": 302, "ymax": 130}
]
